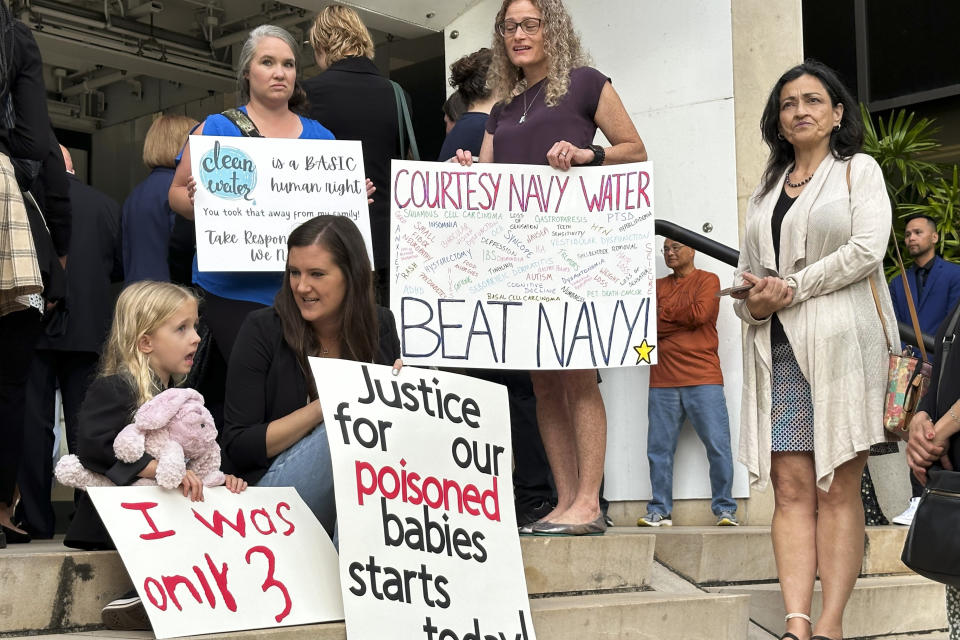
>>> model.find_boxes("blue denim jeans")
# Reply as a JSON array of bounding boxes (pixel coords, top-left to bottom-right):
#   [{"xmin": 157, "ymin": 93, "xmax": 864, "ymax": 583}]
[
  {"xmin": 647, "ymin": 385, "xmax": 736, "ymax": 516},
  {"xmin": 256, "ymin": 422, "xmax": 336, "ymax": 540}
]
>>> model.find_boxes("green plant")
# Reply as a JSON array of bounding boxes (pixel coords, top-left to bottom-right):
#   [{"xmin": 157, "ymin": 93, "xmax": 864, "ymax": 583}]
[{"xmin": 861, "ymin": 104, "xmax": 960, "ymax": 279}]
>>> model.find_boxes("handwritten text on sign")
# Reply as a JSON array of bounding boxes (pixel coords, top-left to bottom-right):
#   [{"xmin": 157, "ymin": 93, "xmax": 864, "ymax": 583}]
[
  {"xmin": 190, "ymin": 135, "xmax": 372, "ymax": 271},
  {"xmin": 310, "ymin": 359, "xmax": 536, "ymax": 640},
  {"xmin": 389, "ymin": 160, "xmax": 657, "ymax": 369},
  {"xmin": 88, "ymin": 486, "xmax": 343, "ymax": 639}
]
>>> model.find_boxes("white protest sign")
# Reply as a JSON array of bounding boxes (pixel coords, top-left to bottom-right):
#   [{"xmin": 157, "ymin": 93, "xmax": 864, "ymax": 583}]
[
  {"xmin": 309, "ymin": 359, "xmax": 536, "ymax": 640},
  {"xmin": 88, "ymin": 486, "xmax": 343, "ymax": 639},
  {"xmin": 190, "ymin": 135, "xmax": 372, "ymax": 271},
  {"xmin": 389, "ymin": 160, "xmax": 657, "ymax": 369}
]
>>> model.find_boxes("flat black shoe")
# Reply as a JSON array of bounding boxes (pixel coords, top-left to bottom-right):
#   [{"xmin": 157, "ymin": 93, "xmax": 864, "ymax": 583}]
[
  {"xmin": 1, "ymin": 524, "xmax": 31, "ymax": 544},
  {"xmin": 0, "ymin": 528, "xmax": 6, "ymax": 549}
]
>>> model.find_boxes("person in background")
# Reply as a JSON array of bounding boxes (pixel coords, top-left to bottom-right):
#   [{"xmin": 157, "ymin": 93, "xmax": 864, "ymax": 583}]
[
  {"xmin": 16, "ymin": 145, "xmax": 122, "ymax": 539},
  {"xmin": 906, "ymin": 298, "xmax": 960, "ymax": 639},
  {"xmin": 0, "ymin": 4, "xmax": 63, "ymax": 547},
  {"xmin": 638, "ymin": 238, "xmax": 738, "ymax": 528},
  {"xmin": 457, "ymin": 0, "xmax": 647, "ymax": 535},
  {"xmin": 122, "ymin": 114, "xmax": 198, "ymax": 285},
  {"xmin": 889, "ymin": 213, "xmax": 960, "ymax": 526},
  {"xmin": 303, "ymin": 4, "xmax": 411, "ymax": 303},
  {"xmin": 439, "ymin": 47, "xmax": 496, "ymax": 161},
  {"xmin": 442, "ymin": 90, "xmax": 467, "ymax": 134},
  {"xmin": 733, "ymin": 60, "xmax": 897, "ymax": 640},
  {"xmin": 170, "ymin": 25, "xmax": 344, "ymax": 436},
  {"xmin": 223, "ymin": 216, "xmax": 401, "ymax": 539}
]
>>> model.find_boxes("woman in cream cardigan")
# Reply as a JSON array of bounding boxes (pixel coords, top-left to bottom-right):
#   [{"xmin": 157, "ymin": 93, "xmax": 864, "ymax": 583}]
[{"xmin": 732, "ymin": 60, "xmax": 898, "ymax": 640}]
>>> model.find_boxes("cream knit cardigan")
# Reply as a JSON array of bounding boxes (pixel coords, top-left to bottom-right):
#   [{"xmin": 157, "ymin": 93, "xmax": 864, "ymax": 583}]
[{"xmin": 734, "ymin": 152, "xmax": 899, "ymax": 492}]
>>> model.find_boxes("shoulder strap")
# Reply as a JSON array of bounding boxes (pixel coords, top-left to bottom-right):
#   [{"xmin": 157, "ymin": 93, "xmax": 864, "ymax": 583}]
[
  {"xmin": 940, "ymin": 303, "xmax": 960, "ymax": 399},
  {"xmin": 391, "ymin": 81, "xmax": 420, "ymax": 161},
  {"xmin": 853, "ymin": 158, "xmax": 928, "ymax": 361},
  {"xmin": 892, "ymin": 227, "xmax": 928, "ymax": 362},
  {"xmin": 221, "ymin": 108, "xmax": 263, "ymax": 137}
]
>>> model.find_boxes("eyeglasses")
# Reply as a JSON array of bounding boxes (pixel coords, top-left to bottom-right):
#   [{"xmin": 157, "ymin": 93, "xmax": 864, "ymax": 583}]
[
  {"xmin": 496, "ymin": 18, "xmax": 542, "ymax": 37},
  {"xmin": 661, "ymin": 244, "xmax": 686, "ymax": 255}
]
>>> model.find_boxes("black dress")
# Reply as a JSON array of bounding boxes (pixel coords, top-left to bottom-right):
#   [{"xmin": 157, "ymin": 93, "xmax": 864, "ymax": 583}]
[
  {"xmin": 222, "ymin": 305, "xmax": 401, "ymax": 484},
  {"xmin": 63, "ymin": 375, "xmax": 154, "ymax": 550}
]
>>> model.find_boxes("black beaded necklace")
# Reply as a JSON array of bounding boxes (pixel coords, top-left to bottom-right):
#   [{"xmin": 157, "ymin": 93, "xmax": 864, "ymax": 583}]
[{"xmin": 785, "ymin": 167, "xmax": 813, "ymax": 188}]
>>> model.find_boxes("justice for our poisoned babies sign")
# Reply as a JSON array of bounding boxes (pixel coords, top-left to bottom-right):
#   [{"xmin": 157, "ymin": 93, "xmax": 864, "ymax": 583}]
[
  {"xmin": 309, "ymin": 358, "xmax": 536, "ymax": 640},
  {"xmin": 190, "ymin": 135, "xmax": 372, "ymax": 271},
  {"xmin": 390, "ymin": 160, "xmax": 657, "ymax": 369},
  {"xmin": 88, "ymin": 486, "xmax": 343, "ymax": 639}
]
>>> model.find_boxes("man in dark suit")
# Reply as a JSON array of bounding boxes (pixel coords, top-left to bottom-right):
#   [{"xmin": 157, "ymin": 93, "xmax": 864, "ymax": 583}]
[
  {"xmin": 889, "ymin": 213, "xmax": 960, "ymax": 527},
  {"xmin": 16, "ymin": 145, "xmax": 122, "ymax": 538},
  {"xmin": 302, "ymin": 5, "xmax": 411, "ymax": 304}
]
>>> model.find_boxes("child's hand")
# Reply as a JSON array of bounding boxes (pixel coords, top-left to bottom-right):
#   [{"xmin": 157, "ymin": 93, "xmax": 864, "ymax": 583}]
[
  {"xmin": 224, "ymin": 474, "xmax": 248, "ymax": 493},
  {"xmin": 179, "ymin": 470, "xmax": 204, "ymax": 502}
]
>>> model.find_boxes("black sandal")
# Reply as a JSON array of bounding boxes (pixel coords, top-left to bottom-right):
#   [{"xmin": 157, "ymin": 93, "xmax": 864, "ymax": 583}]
[
  {"xmin": 780, "ymin": 634, "xmax": 800, "ymax": 640},
  {"xmin": 811, "ymin": 636, "xmax": 837, "ymax": 640}
]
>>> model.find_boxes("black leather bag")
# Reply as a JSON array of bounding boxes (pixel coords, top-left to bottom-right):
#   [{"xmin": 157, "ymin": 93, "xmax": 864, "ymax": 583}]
[
  {"xmin": 901, "ymin": 467, "xmax": 960, "ymax": 587},
  {"xmin": 901, "ymin": 302, "xmax": 960, "ymax": 586}
]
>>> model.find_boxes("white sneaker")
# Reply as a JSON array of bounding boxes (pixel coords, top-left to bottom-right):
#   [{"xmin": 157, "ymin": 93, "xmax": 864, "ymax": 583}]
[{"xmin": 892, "ymin": 497, "xmax": 921, "ymax": 526}]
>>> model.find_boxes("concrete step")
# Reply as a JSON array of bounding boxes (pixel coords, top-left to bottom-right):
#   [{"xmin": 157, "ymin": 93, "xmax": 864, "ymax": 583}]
[
  {"xmin": 632, "ymin": 525, "xmax": 911, "ymax": 585},
  {"xmin": 7, "ymin": 591, "xmax": 752, "ymax": 640},
  {"xmin": 521, "ymin": 530, "xmax": 655, "ymax": 594},
  {"xmin": 0, "ymin": 542, "xmax": 133, "ymax": 636},
  {"xmin": 1, "ymin": 533, "xmax": 655, "ymax": 635},
  {"xmin": 710, "ymin": 575, "xmax": 947, "ymax": 638}
]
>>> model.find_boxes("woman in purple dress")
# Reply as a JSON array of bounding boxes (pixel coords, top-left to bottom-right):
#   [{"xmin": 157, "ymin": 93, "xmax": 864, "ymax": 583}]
[{"xmin": 458, "ymin": 0, "xmax": 646, "ymax": 535}]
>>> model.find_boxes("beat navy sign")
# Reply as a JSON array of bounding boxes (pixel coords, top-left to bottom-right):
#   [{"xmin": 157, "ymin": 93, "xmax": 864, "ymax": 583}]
[{"xmin": 389, "ymin": 160, "xmax": 658, "ymax": 369}]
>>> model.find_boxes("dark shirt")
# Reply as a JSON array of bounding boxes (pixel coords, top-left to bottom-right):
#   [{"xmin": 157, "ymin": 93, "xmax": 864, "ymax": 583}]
[
  {"xmin": 303, "ymin": 57, "xmax": 404, "ymax": 268},
  {"xmin": 486, "ymin": 67, "xmax": 609, "ymax": 165},
  {"xmin": 917, "ymin": 300, "xmax": 960, "ymax": 467},
  {"xmin": 37, "ymin": 174, "xmax": 122, "ymax": 353},
  {"xmin": 438, "ymin": 112, "xmax": 488, "ymax": 161},
  {"xmin": 64, "ymin": 375, "xmax": 155, "ymax": 550},
  {"xmin": 0, "ymin": 21, "xmax": 48, "ymax": 161},
  {"xmin": 122, "ymin": 167, "xmax": 176, "ymax": 283},
  {"xmin": 915, "ymin": 260, "xmax": 932, "ymax": 299},
  {"xmin": 222, "ymin": 305, "xmax": 401, "ymax": 484},
  {"xmin": 770, "ymin": 187, "xmax": 797, "ymax": 345}
]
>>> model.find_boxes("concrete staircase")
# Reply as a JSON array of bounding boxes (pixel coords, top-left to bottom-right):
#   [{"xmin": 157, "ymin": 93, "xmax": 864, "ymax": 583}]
[
  {"xmin": 0, "ymin": 531, "xmax": 749, "ymax": 639},
  {"xmin": 0, "ymin": 525, "xmax": 944, "ymax": 639},
  {"xmin": 643, "ymin": 525, "xmax": 948, "ymax": 639}
]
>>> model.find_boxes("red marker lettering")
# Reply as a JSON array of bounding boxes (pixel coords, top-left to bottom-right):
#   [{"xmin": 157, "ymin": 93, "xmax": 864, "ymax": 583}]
[
  {"xmin": 250, "ymin": 508, "xmax": 277, "ymax": 535},
  {"xmin": 275, "ymin": 502, "xmax": 295, "ymax": 536},
  {"xmin": 121, "ymin": 502, "xmax": 175, "ymax": 540},
  {"xmin": 245, "ymin": 546, "xmax": 291, "ymax": 622},
  {"xmin": 192, "ymin": 508, "xmax": 247, "ymax": 538},
  {"xmin": 143, "ymin": 577, "xmax": 167, "ymax": 610},
  {"xmin": 205, "ymin": 553, "xmax": 237, "ymax": 612}
]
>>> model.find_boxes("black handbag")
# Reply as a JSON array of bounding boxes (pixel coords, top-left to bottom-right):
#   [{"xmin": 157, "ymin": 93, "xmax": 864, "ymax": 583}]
[{"xmin": 901, "ymin": 301, "xmax": 960, "ymax": 586}]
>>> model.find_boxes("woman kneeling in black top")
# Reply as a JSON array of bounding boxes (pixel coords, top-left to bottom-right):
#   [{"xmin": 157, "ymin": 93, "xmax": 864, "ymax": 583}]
[{"xmin": 222, "ymin": 216, "xmax": 401, "ymax": 539}]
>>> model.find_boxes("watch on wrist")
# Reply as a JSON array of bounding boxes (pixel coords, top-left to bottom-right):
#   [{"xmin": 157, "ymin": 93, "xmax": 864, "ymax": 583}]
[{"xmin": 587, "ymin": 144, "xmax": 605, "ymax": 166}]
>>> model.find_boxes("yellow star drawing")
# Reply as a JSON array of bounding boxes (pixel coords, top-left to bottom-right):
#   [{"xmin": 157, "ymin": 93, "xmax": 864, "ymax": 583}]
[{"xmin": 633, "ymin": 339, "xmax": 655, "ymax": 364}]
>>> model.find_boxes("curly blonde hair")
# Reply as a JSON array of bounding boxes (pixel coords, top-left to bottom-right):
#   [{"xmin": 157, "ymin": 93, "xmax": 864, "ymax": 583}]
[
  {"xmin": 309, "ymin": 5, "xmax": 375, "ymax": 65},
  {"xmin": 100, "ymin": 281, "xmax": 198, "ymax": 408},
  {"xmin": 487, "ymin": 0, "xmax": 588, "ymax": 106}
]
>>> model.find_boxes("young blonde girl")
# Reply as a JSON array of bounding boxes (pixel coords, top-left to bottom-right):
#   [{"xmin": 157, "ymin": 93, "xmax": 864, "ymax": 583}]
[
  {"xmin": 64, "ymin": 282, "xmax": 246, "ymax": 630},
  {"xmin": 65, "ymin": 281, "xmax": 246, "ymax": 550}
]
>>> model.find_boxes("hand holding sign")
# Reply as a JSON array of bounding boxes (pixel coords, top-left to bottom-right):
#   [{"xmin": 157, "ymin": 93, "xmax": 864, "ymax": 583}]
[{"xmin": 88, "ymin": 487, "xmax": 342, "ymax": 639}]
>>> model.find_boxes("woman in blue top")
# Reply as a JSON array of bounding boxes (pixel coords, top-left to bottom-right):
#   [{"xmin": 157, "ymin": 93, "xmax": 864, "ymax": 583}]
[{"xmin": 170, "ymin": 25, "xmax": 346, "ymax": 364}]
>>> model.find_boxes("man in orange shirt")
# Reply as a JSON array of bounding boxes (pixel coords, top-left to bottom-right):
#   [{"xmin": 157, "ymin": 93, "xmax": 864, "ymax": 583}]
[{"xmin": 637, "ymin": 238, "xmax": 737, "ymax": 527}]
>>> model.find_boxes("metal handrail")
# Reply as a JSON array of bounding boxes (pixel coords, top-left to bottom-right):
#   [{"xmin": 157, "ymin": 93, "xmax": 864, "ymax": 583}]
[{"xmin": 653, "ymin": 219, "xmax": 936, "ymax": 353}]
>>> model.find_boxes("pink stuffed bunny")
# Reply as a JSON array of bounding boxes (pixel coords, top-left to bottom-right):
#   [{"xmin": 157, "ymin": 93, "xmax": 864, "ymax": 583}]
[
  {"xmin": 114, "ymin": 388, "xmax": 225, "ymax": 489},
  {"xmin": 56, "ymin": 388, "xmax": 225, "ymax": 491}
]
